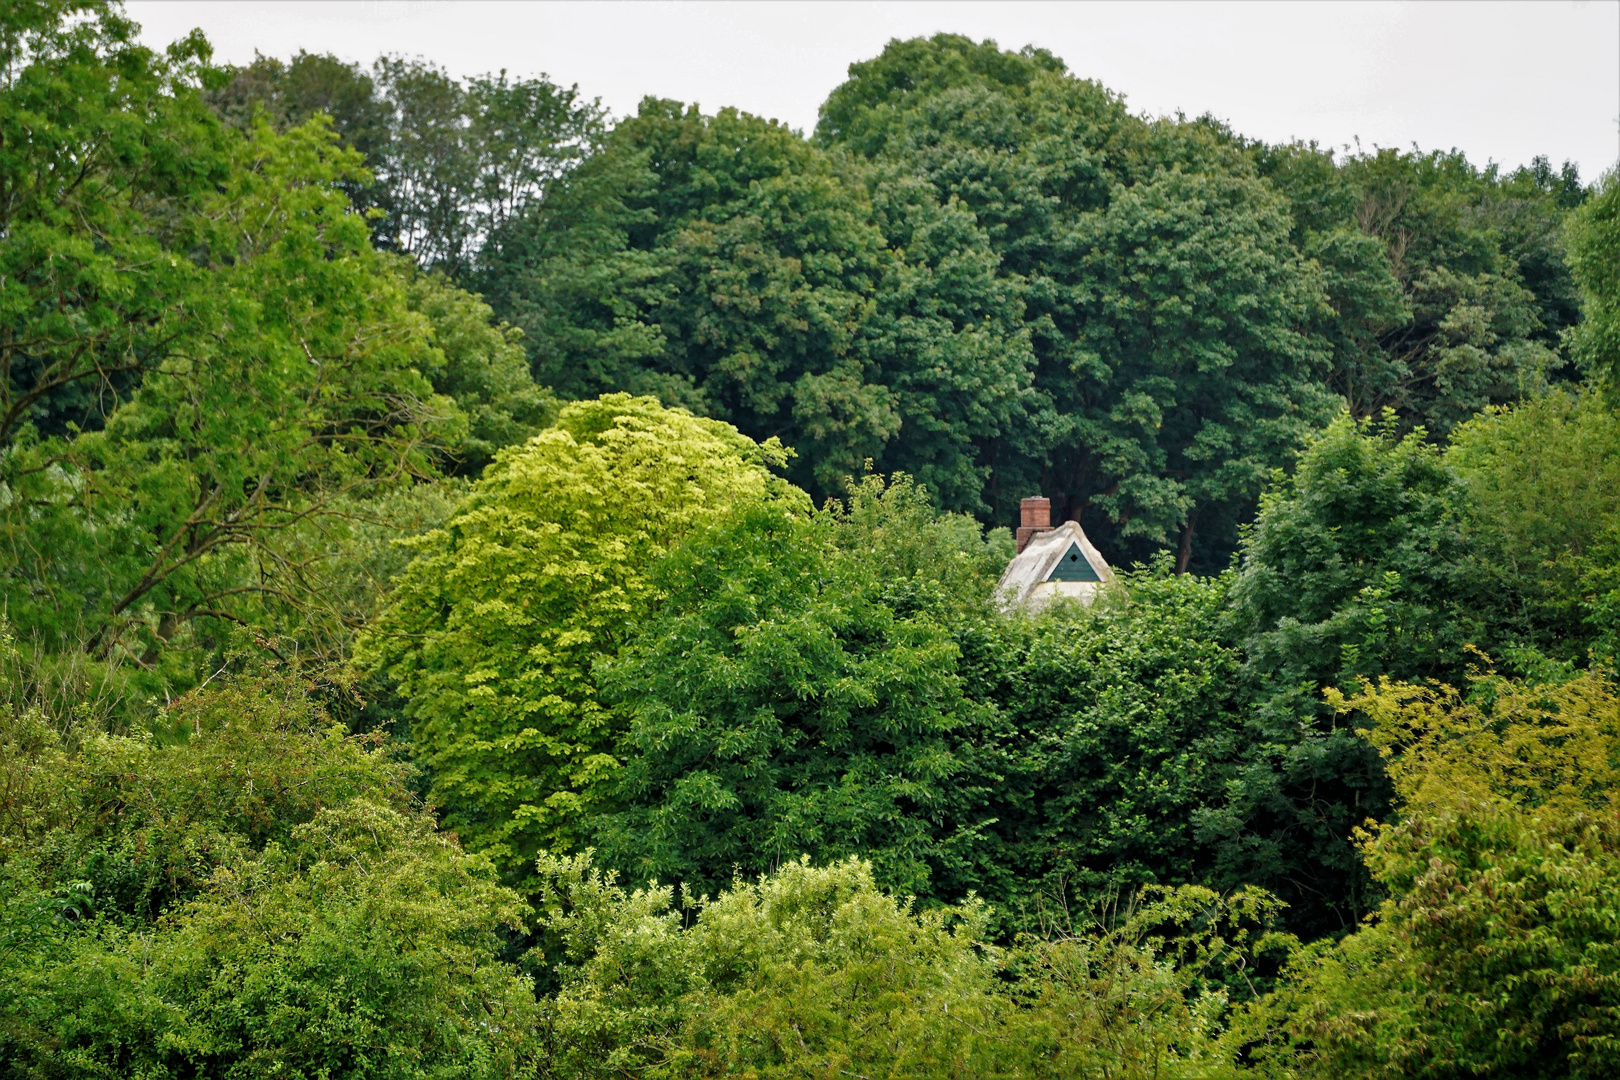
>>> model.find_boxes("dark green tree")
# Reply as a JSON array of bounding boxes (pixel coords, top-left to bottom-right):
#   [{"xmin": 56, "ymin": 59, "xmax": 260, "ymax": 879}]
[
  {"xmin": 1215, "ymin": 413, "xmax": 1537, "ymax": 936},
  {"xmin": 976, "ymin": 562, "xmax": 1250, "ymax": 926},
  {"xmin": 212, "ymin": 51, "xmax": 605, "ymax": 278},
  {"xmin": 817, "ymin": 34, "xmax": 1339, "ymax": 569},
  {"xmin": 595, "ymin": 482, "xmax": 1006, "ymax": 903},
  {"xmin": 1567, "ymin": 167, "xmax": 1620, "ymax": 393},
  {"xmin": 1253, "ymin": 143, "xmax": 1577, "ymax": 435},
  {"xmin": 481, "ymin": 99, "xmax": 1039, "ymax": 512}
]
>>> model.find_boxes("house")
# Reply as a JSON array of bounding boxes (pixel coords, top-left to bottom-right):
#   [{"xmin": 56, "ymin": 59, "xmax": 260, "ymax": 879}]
[{"xmin": 996, "ymin": 497, "xmax": 1115, "ymax": 610}]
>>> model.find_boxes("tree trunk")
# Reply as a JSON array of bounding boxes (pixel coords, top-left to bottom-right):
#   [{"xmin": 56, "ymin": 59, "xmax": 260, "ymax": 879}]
[{"xmin": 1176, "ymin": 509, "xmax": 1199, "ymax": 575}]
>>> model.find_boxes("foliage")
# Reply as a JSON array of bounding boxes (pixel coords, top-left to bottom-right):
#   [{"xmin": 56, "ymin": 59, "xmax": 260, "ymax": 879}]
[
  {"xmin": 4, "ymin": 3, "xmax": 556, "ymax": 704},
  {"xmin": 1231, "ymin": 412, "xmax": 1506, "ymax": 701},
  {"xmin": 1218, "ymin": 413, "xmax": 1507, "ymax": 935},
  {"xmin": 596, "ymin": 478, "xmax": 1004, "ymax": 905},
  {"xmin": 0, "ymin": 654, "xmax": 414, "ymax": 922},
  {"xmin": 8, "ymin": 8, "xmax": 1620, "ymax": 1074},
  {"xmin": 208, "ymin": 49, "xmax": 394, "ymax": 226},
  {"xmin": 0, "ymin": 0, "xmax": 230, "ymax": 444},
  {"xmin": 213, "ymin": 51, "xmax": 606, "ymax": 279},
  {"xmin": 394, "ymin": 257, "xmax": 557, "ymax": 475},
  {"xmin": 1449, "ymin": 388, "xmax": 1620, "ymax": 657},
  {"xmin": 6, "ymin": 801, "xmax": 538, "ymax": 1080},
  {"xmin": 1, "ymin": 119, "xmax": 459, "ymax": 682},
  {"xmin": 480, "ymin": 99, "xmax": 1039, "ymax": 514},
  {"xmin": 817, "ymin": 34, "xmax": 1338, "ymax": 567},
  {"xmin": 534, "ymin": 852, "xmax": 1277, "ymax": 1080},
  {"xmin": 1256, "ymin": 671, "xmax": 1620, "ymax": 1079},
  {"xmin": 357, "ymin": 394, "xmax": 802, "ymax": 888},
  {"xmin": 1567, "ymin": 169, "xmax": 1620, "ymax": 392},
  {"xmin": 0, "ymin": 643, "xmax": 540, "ymax": 1079},
  {"xmin": 982, "ymin": 560, "xmax": 1253, "ymax": 927},
  {"xmin": 1254, "ymin": 143, "xmax": 1577, "ymax": 436}
]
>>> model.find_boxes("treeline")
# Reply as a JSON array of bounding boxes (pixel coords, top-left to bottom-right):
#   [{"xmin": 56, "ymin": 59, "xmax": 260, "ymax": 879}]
[
  {"xmin": 6, "ymin": 0, "xmax": 1620, "ymax": 1077},
  {"xmin": 218, "ymin": 35, "xmax": 1589, "ymax": 569}
]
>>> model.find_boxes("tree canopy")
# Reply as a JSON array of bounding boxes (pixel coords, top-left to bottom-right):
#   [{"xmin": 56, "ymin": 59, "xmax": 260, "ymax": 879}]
[{"xmin": 6, "ymin": 3, "xmax": 1620, "ymax": 1075}]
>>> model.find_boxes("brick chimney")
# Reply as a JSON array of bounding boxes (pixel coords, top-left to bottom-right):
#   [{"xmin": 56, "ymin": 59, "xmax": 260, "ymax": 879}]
[{"xmin": 1015, "ymin": 496, "xmax": 1051, "ymax": 553}]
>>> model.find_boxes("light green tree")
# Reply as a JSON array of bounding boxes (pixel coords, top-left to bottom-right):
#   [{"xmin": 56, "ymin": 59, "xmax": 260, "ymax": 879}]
[
  {"xmin": 357, "ymin": 394, "xmax": 803, "ymax": 888},
  {"xmin": 1254, "ymin": 671, "xmax": 1620, "ymax": 1079}
]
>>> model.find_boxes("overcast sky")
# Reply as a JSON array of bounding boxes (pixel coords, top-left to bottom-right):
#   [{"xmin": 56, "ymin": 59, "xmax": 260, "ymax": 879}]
[{"xmin": 129, "ymin": 1, "xmax": 1620, "ymax": 180}]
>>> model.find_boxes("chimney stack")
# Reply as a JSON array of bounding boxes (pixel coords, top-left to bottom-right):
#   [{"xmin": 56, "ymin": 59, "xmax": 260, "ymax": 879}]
[{"xmin": 1016, "ymin": 497, "xmax": 1051, "ymax": 553}]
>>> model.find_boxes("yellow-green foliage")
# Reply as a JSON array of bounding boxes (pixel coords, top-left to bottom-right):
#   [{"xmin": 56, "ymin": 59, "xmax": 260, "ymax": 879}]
[
  {"xmin": 1345, "ymin": 671, "xmax": 1620, "ymax": 823},
  {"xmin": 535, "ymin": 854, "xmax": 1276, "ymax": 1079},
  {"xmin": 1265, "ymin": 671, "xmax": 1620, "ymax": 1079},
  {"xmin": 357, "ymin": 394, "xmax": 805, "ymax": 888}
]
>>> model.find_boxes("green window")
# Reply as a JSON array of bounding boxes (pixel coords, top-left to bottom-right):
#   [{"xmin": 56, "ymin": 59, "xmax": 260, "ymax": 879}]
[{"xmin": 1047, "ymin": 542, "xmax": 1101, "ymax": 582}]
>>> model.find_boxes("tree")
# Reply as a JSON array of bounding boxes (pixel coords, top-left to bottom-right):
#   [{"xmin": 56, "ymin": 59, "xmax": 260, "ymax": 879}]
[
  {"xmin": 1229, "ymin": 412, "xmax": 1508, "ymax": 702},
  {"xmin": 0, "ymin": 120, "xmax": 462, "ymax": 678},
  {"xmin": 1566, "ymin": 168, "xmax": 1620, "ymax": 393},
  {"xmin": 0, "ymin": 657, "xmax": 541, "ymax": 1079},
  {"xmin": 817, "ymin": 34, "xmax": 1338, "ymax": 569},
  {"xmin": 1254, "ymin": 143, "xmax": 1576, "ymax": 436},
  {"xmin": 534, "ymin": 852, "xmax": 1277, "ymax": 1080},
  {"xmin": 595, "ymin": 488, "xmax": 1002, "ymax": 904},
  {"xmin": 479, "ymin": 98, "xmax": 1041, "ymax": 515},
  {"xmin": 1448, "ymin": 388, "xmax": 1620, "ymax": 658},
  {"xmin": 1, "ymin": 0, "xmax": 231, "ymax": 443},
  {"xmin": 393, "ymin": 256, "xmax": 557, "ymax": 475},
  {"xmin": 356, "ymin": 394, "xmax": 802, "ymax": 889},
  {"xmin": 208, "ymin": 49, "xmax": 394, "ymax": 227},
  {"xmin": 979, "ymin": 561, "xmax": 1251, "ymax": 926},
  {"xmin": 211, "ymin": 51, "xmax": 605, "ymax": 279},
  {"xmin": 1265, "ymin": 671, "xmax": 1620, "ymax": 1079},
  {"xmin": 1217, "ymin": 413, "xmax": 1518, "ymax": 937}
]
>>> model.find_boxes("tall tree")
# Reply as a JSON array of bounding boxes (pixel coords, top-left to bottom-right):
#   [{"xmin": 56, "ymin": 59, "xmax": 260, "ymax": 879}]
[
  {"xmin": 1254, "ymin": 143, "xmax": 1577, "ymax": 435},
  {"xmin": 816, "ymin": 34, "xmax": 1338, "ymax": 570},
  {"xmin": 1, "ymin": 0, "xmax": 231, "ymax": 442},
  {"xmin": 480, "ymin": 99, "xmax": 1039, "ymax": 512},
  {"xmin": 356, "ymin": 394, "xmax": 802, "ymax": 890},
  {"xmin": 1567, "ymin": 167, "xmax": 1620, "ymax": 394},
  {"xmin": 212, "ymin": 52, "xmax": 605, "ymax": 280},
  {"xmin": 1, "ymin": 121, "xmax": 462, "ymax": 671}
]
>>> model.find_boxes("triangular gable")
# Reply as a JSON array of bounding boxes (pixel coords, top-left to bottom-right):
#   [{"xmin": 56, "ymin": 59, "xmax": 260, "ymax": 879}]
[
  {"xmin": 996, "ymin": 518, "xmax": 1115, "ymax": 611},
  {"xmin": 1046, "ymin": 541, "xmax": 1101, "ymax": 582}
]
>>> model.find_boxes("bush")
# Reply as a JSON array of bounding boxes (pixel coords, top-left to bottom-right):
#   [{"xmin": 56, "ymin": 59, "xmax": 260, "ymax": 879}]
[
  {"xmin": 534, "ymin": 852, "xmax": 1279, "ymax": 1080},
  {"xmin": 0, "ymin": 653, "xmax": 538, "ymax": 1079}
]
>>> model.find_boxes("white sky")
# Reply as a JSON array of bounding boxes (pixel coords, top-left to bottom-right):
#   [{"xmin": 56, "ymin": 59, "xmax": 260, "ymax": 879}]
[{"xmin": 129, "ymin": 1, "xmax": 1620, "ymax": 180}]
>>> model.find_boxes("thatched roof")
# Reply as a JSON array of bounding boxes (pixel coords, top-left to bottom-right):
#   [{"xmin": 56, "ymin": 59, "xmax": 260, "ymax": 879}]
[{"xmin": 996, "ymin": 520, "xmax": 1115, "ymax": 611}]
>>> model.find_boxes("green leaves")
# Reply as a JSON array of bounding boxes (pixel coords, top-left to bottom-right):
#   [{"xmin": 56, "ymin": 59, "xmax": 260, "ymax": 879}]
[
  {"xmin": 535, "ymin": 853, "xmax": 1279, "ymax": 1080},
  {"xmin": 1266, "ymin": 672, "xmax": 1620, "ymax": 1079},
  {"xmin": 0, "ymin": 0, "xmax": 230, "ymax": 444},
  {"xmin": 596, "ymin": 494, "xmax": 996, "ymax": 902},
  {"xmin": 480, "ymin": 98, "xmax": 1040, "ymax": 517},
  {"xmin": 815, "ymin": 37, "xmax": 1336, "ymax": 564},
  {"xmin": 1566, "ymin": 169, "xmax": 1620, "ymax": 393},
  {"xmin": 358, "ymin": 394, "xmax": 802, "ymax": 888},
  {"xmin": 1, "ymin": 119, "xmax": 461, "ymax": 668}
]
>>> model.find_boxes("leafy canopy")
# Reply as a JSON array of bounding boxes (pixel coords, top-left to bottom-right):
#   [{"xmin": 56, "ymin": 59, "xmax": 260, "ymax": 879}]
[
  {"xmin": 1263, "ymin": 671, "xmax": 1620, "ymax": 1080},
  {"xmin": 357, "ymin": 394, "xmax": 802, "ymax": 889},
  {"xmin": 596, "ymin": 478, "xmax": 1005, "ymax": 904}
]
